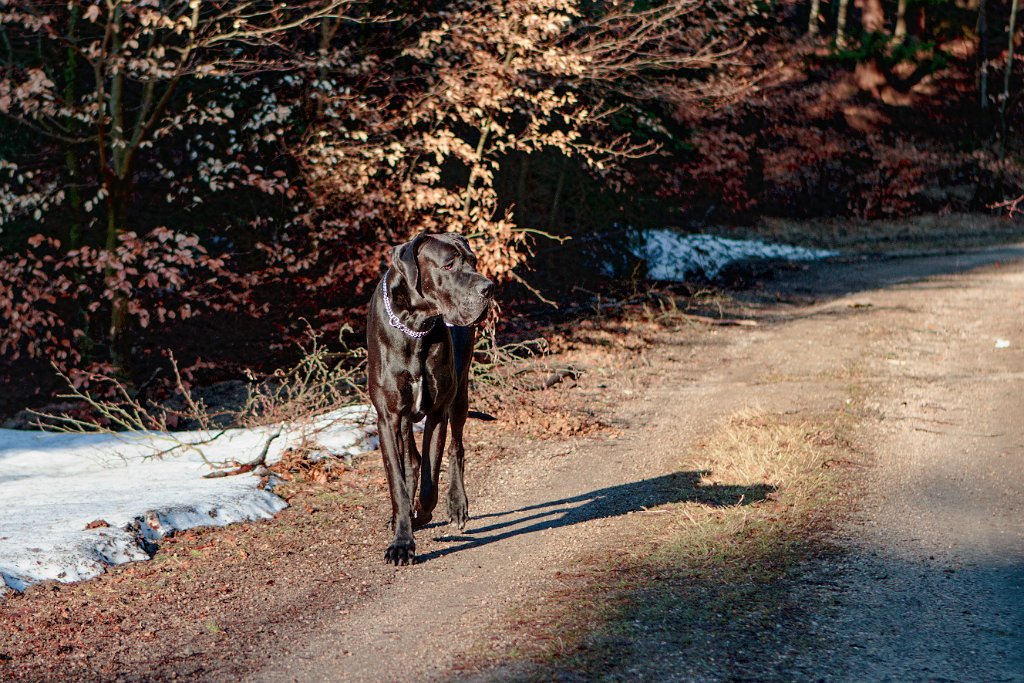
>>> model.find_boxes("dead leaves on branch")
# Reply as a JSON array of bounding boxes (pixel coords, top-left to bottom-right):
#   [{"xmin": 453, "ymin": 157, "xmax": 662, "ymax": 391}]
[{"xmin": 302, "ymin": 0, "xmax": 753, "ymax": 283}]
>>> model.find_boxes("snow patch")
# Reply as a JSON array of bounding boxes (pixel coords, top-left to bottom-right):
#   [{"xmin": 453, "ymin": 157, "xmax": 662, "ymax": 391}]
[
  {"xmin": 634, "ymin": 230, "xmax": 838, "ymax": 282},
  {"xmin": 0, "ymin": 405, "xmax": 378, "ymax": 592}
]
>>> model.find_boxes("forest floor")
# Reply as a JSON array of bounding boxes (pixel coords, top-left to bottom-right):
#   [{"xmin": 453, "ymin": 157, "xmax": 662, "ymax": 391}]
[{"xmin": 1, "ymin": 223, "xmax": 1023, "ymax": 682}]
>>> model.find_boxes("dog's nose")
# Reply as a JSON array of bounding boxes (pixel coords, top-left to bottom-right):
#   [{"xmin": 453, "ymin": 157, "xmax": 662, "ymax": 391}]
[{"xmin": 478, "ymin": 280, "xmax": 494, "ymax": 298}]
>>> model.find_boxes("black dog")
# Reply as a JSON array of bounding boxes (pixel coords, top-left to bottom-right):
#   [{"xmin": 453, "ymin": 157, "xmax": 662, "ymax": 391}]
[{"xmin": 366, "ymin": 233, "xmax": 493, "ymax": 565}]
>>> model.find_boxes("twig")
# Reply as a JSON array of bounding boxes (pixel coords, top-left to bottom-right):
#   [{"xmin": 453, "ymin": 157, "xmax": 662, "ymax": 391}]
[
  {"xmin": 541, "ymin": 368, "xmax": 582, "ymax": 389},
  {"xmin": 203, "ymin": 430, "xmax": 282, "ymax": 478},
  {"xmin": 509, "ymin": 271, "xmax": 558, "ymax": 309}
]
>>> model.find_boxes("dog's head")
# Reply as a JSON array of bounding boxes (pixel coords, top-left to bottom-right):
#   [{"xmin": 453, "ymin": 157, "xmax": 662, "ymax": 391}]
[{"xmin": 391, "ymin": 233, "xmax": 494, "ymax": 326}]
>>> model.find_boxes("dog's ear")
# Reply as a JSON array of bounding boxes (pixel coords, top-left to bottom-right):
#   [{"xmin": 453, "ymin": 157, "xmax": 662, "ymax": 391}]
[{"xmin": 392, "ymin": 233, "xmax": 429, "ymax": 294}]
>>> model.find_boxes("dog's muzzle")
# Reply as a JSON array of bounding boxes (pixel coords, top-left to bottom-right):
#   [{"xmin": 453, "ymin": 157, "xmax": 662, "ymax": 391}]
[{"xmin": 450, "ymin": 278, "xmax": 493, "ymax": 327}]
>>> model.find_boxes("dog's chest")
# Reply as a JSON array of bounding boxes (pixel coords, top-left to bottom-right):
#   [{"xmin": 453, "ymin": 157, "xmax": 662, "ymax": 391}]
[
  {"xmin": 409, "ymin": 376, "xmax": 425, "ymax": 416},
  {"xmin": 406, "ymin": 350, "xmax": 455, "ymax": 418}
]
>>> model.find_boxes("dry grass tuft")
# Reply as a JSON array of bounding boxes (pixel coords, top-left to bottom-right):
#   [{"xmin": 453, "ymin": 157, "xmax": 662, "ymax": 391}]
[{"xmin": 694, "ymin": 409, "xmax": 849, "ymax": 496}]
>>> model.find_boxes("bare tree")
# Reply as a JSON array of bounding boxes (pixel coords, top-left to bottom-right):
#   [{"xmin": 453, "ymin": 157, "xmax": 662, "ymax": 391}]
[
  {"xmin": 303, "ymin": 0, "xmax": 754, "ymax": 285},
  {"xmin": 0, "ymin": 0, "xmax": 347, "ymax": 375}
]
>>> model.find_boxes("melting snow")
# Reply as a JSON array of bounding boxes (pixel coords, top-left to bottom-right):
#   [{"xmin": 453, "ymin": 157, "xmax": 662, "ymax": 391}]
[
  {"xmin": 634, "ymin": 230, "xmax": 838, "ymax": 282},
  {"xmin": 0, "ymin": 405, "xmax": 377, "ymax": 593}
]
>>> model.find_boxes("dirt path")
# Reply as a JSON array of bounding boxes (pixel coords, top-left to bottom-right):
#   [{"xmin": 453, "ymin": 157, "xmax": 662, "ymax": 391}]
[
  {"xmin": 255, "ymin": 311, "xmax": 754, "ymax": 682},
  {"xmin": 253, "ymin": 245, "xmax": 1024, "ymax": 682},
  {"xmin": 2, "ymin": 244, "xmax": 1022, "ymax": 682},
  {"xmin": 785, "ymin": 250, "xmax": 1024, "ymax": 681}
]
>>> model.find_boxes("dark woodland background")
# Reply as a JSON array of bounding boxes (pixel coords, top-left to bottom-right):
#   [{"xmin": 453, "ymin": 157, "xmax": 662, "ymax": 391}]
[{"xmin": 1, "ymin": 0, "xmax": 1021, "ymax": 418}]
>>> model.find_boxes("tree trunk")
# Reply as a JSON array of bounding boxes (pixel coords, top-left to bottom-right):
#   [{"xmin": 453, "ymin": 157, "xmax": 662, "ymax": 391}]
[
  {"xmin": 894, "ymin": 0, "xmax": 908, "ymax": 43},
  {"xmin": 515, "ymin": 153, "xmax": 531, "ymax": 227},
  {"xmin": 64, "ymin": 3, "xmax": 83, "ymax": 249},
  {"xmin": 315, "ymin": 17, "xmax": 340, "ymax": 119},
  {"xmin": 836, "ymin": 0, "xmax": 851, "ymax": 48},
  {"xmin": 1001, "ymin": 0, "xmax": 1020, "ymax": 163},
  {"xmin": 979, "ymin": 0, "xmax": 990, "ymax": 112},
  {"xmin": 856, "ymin": 0, "xmax": 886, "ymax": 34},
  {"xmin": 101, "ymin": 3, "xmax": 135, "ymax": 379},
  {"xmin": 546, "ymin": 158, "xmax": 567, "ymax": 231},
  {"xmin": 105, "ymin": 177, "xmax": 133, "ymax": 379},
  {"xmin": 808, "ymin": 0, "xmax": 822, "ymax": 37},
  {"xmin": 64, "ymin": 149, "xmax": 83, "ymax": 248}
]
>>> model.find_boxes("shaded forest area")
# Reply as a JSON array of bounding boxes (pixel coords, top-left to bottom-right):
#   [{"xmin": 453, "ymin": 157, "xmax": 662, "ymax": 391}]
[{"xmin": 0, "ymin": 0, "xmax": 1021, "ymax": 418}]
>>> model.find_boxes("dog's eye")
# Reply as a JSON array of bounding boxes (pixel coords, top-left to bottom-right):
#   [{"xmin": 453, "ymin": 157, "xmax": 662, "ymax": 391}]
[{"xmin": 442, "ymin": 262, "xmax": 454, "ymax": 271}]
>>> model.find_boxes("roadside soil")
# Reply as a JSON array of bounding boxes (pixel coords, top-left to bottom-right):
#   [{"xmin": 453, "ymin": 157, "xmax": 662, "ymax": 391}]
[{"xmin": 1, "ymin": 240, "xmax": 1022, "ymax": 682}]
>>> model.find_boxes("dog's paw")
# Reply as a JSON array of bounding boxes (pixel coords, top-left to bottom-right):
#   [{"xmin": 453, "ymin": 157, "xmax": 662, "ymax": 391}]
[
  {"xmin": 384, "ymin": 538, "xmax": 416, "ymax": 566},
  {"xmin": 448, "ymin": 494, "xmax": 469, "ymax": 530},
  {"xmin": 450, "ymin": 512, "xmax": 468, "ymax": 531}
]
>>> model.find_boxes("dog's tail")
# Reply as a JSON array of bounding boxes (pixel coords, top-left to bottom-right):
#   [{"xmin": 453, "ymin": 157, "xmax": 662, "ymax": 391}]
[{"xmin": 467, "ymin": 410, "xmax": 497, "ymax": 421}]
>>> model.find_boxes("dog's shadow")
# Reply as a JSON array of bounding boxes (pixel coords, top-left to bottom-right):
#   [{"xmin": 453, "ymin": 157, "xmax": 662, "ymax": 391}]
[{"xmin": 416, "ymin": 471, "xmax": 774, "ymax": 563}]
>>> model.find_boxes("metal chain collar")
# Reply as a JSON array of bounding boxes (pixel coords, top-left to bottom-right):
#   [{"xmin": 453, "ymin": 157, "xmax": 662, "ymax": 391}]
[{"xmin": 380, "ymin": 270, "xmax": 437, "ymax": 339}]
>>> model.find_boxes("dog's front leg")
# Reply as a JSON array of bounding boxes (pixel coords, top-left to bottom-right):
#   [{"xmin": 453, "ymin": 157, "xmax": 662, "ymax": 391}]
[
  {"xmin": 415, "ymin": 413, "xmax": 448, "ymax": 529},
  {"xmin": 402, "ymin": 420, "xmax": 424, "ymax": 529},
  {"xmin": 378, "ymin": 414, "xmax": 417, "ymax": 565},
  {"xmin": 447, "ymin": 379, "xmax": 470, "ymax": 530}
]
